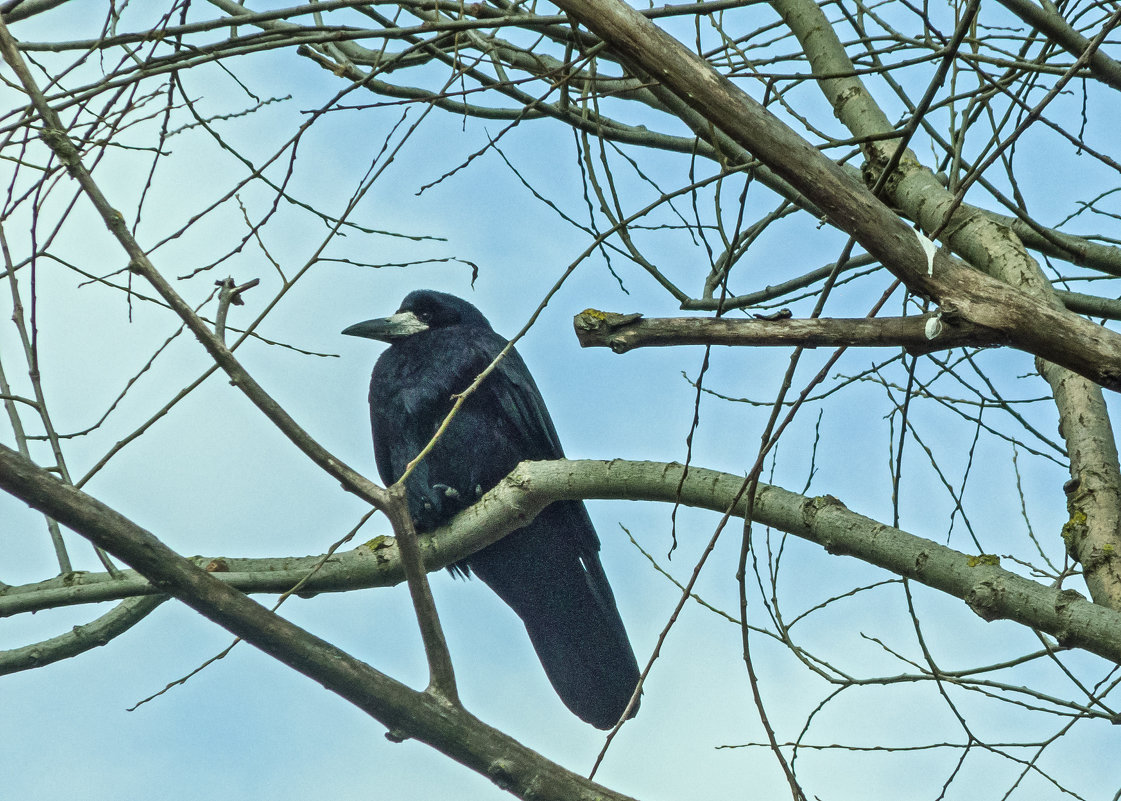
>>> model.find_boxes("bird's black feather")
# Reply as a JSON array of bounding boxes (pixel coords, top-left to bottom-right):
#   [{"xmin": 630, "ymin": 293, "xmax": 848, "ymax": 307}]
[{"xmin": 344, "ymin": 290, "xmax": 640, "ymax": 729}]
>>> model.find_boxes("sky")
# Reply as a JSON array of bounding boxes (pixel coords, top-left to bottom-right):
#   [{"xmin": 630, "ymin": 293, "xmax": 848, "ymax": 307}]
[{"xmin": 2, "ymin": 1, "xmax": 1120, "ymax": 799}]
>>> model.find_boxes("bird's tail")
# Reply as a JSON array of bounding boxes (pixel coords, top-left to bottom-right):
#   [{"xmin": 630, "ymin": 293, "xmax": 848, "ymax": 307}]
[
  {"xmin": 465, "ymin": 502, "xmax": 641, "ymax": 729},
  {"xmin": 522, "ymin": 551, "xmax": 642, "ymax": 730}
]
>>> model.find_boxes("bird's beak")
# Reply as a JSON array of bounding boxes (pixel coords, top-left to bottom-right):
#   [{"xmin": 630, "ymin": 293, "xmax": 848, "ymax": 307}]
[{"xmin": 342, "ymin": 311, "xmax": 429, "ymax": 342}]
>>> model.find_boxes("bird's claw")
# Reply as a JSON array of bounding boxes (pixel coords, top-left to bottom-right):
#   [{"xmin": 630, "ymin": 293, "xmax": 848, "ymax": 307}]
[{"xmin": 432, "ymin": 483, "xmax": 460, "ymax": 500}]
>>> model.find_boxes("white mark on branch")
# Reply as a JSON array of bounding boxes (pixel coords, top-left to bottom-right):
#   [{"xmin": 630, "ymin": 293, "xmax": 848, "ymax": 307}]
[
  {"xmin": 924, "ymin": 311, "xmax": 943, "ymax": 341},
  {"xmin": 914, "ymin": 227, "xmax": 938, "ymax": 275}
]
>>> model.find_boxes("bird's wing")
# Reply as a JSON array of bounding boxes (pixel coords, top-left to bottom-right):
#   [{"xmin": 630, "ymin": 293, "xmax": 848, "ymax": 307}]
[
  {"xmin": 372, "ymin": 416, "xmax": 401, "ymax": 487},
  {"xmin": 480, "ymin": 336, "xmax": 566, "ymax": 461},
  {"xmin": 471, "ymin": 335, "xmax": 605, "ymax": 556}
]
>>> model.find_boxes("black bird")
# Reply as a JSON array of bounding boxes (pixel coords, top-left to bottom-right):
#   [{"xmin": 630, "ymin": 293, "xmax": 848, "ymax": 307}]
[{"xmin": 343, "ymin": 290, "xmax": 640, "ymax": 729}]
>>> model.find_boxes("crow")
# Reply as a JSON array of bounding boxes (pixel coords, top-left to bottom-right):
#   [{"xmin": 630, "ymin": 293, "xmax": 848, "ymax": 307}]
[{"xmin": 343, "ymin": 289, "xmax": 640, "ymax": 729}]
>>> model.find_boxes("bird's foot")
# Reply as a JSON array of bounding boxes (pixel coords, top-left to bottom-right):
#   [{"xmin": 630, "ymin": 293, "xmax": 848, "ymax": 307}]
[{"xmin": 432, "ymin": 483, "xmax": 460, "ymax": 500}]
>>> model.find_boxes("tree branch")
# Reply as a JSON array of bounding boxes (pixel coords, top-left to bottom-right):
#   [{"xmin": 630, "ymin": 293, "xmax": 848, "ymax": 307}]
[
  {"xmin": 7, "ymin": 453, "xmax": 1121, "ymax": 669},
  {"xmin": 573, "ymin": 309, "xmax": 1006, "ymax": 355},
  {"xmin": 0, "ymin": 595, "xmax": 167, "ymax": 676},
  {"xmin": 993, "ymin": 0, "xmax": 1121, "ymax": 92}
]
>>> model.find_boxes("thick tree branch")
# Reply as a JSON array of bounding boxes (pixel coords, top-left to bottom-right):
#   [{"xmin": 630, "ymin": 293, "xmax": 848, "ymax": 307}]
[
  {"xmin": 573, "ymin": 309, "xmax": 1005, "ymax": 354},
  {"xmin": 0, "ymin": 0, "xmax": 69, "ymax": 23},
  {"xmin": 6, "ymin": 453, "xmax": 1121, "ymax": 669}
]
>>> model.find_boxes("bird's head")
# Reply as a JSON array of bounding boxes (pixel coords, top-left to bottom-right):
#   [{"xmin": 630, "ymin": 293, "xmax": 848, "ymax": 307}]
[{"xmin": 342, "ymin": 290, "xmax": 491, "ymax": 343}]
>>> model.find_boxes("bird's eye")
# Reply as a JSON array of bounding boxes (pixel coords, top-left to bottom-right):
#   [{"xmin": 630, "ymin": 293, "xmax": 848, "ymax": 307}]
[{"xmin": 416, "ymin": 310, "xmax": 432, "ymax": 323}]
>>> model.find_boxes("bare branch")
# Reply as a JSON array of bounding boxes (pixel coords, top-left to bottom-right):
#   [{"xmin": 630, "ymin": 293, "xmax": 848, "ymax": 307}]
[
  {"xmin": 573, "ymin": 309, "xmax": 1006, "ymax": 355},
  {"xmin": 993, "ymin": 0, "xmax": 1121, "ymax": 92},
  {"xmin": 6, "ymin": 455, "xmax": 1121, "ymax": 670},
  {"xmin": 0, "ymin": 595, "xmax": 167, "ymax": 676}
]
